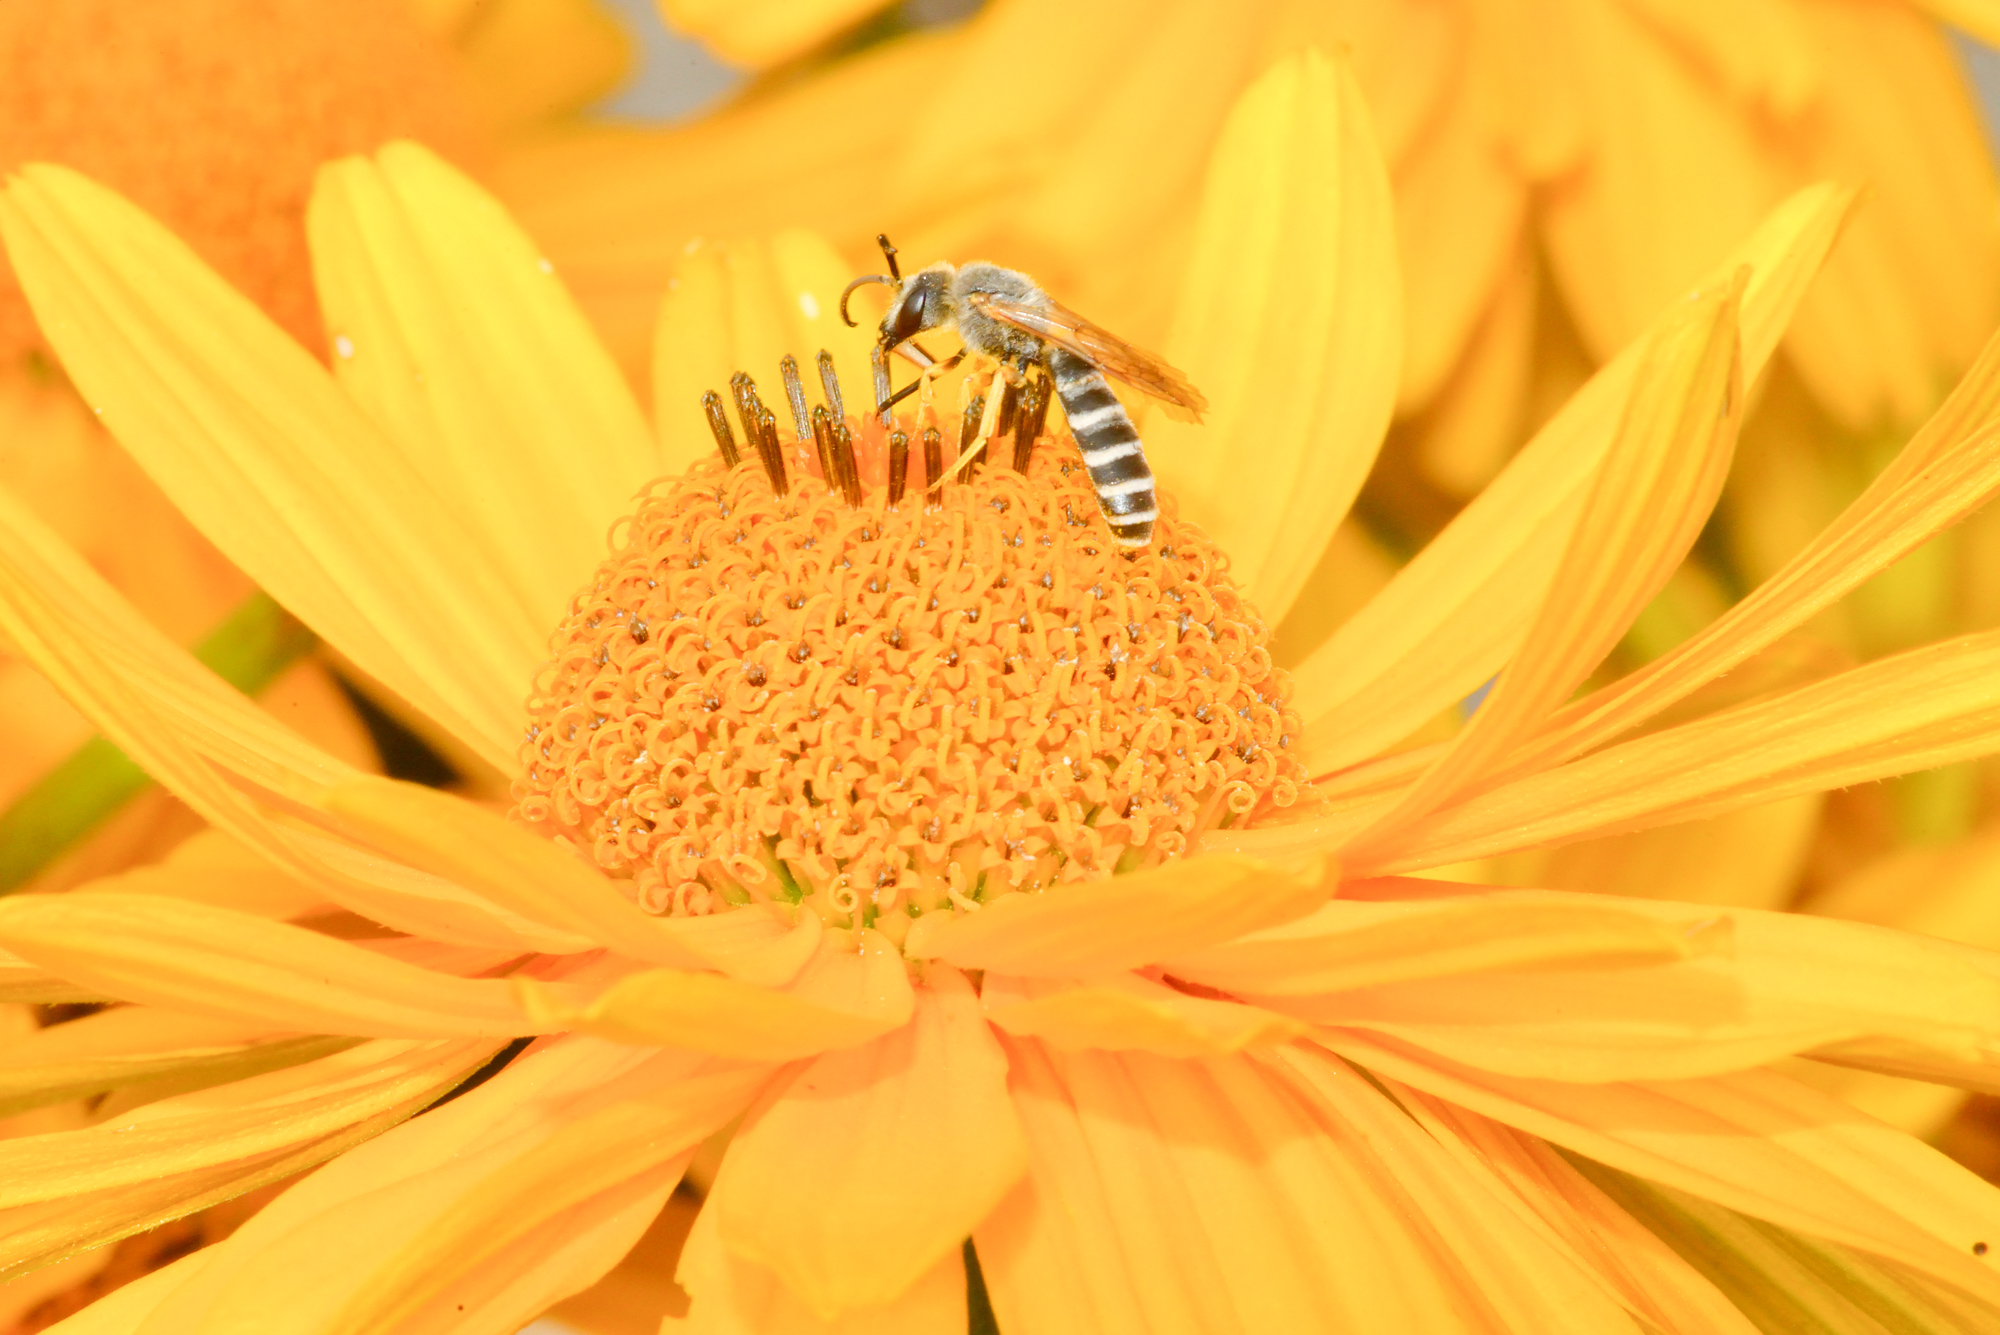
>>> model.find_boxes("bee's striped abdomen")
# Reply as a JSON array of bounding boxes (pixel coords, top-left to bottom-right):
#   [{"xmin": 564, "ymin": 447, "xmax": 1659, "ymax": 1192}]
[{"xmin": 1051, "ymin": 349, "xmax": 1155, "ymax": 547}]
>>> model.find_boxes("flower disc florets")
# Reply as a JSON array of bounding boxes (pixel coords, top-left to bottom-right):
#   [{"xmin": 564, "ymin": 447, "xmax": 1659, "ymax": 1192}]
[{"xmin": 513, "ymin": 362, "xmax": 1309, "ymax": 937}]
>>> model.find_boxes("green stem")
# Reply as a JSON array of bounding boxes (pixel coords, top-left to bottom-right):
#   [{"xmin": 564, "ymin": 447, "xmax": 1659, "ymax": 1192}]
[{"xmin": 0, "ymin": 590, "xmax": 315, "ymax": 891}]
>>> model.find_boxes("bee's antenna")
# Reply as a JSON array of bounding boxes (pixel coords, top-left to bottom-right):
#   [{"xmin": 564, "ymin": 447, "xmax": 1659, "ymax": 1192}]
[
  {"xmin": 839, "ymin": 274, "xmax": 894, "ymax": 327},
  {"xmin": 877, "ymin": 234, "xmax": 901, "ymax": 281}
]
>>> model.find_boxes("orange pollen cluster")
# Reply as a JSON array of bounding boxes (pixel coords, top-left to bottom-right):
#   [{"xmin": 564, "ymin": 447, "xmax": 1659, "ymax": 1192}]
[
  {"xmin": 512, "ymin": 362, "xmax": 1310, "ymax": 931},
  {"xmin": 0, "ymin": 0, "xmax": 476, "ymax": 361}
]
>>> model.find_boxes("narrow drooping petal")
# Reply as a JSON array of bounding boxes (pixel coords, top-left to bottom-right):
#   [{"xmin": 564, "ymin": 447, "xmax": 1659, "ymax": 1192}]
[
  {"xmin": 1144, "ymin": 46, "xmax": 1401, "ymax": 621},
  {"xmin": 1348, "ymin": 270, "xmax": 1743, "ymax": 854},
  {"xmin": 1364, "ymin": 630, "xmax": 2000, "ymax": 873},
  {"xmin": 0, "ymin": 1039, "xmax": 494, "ymax": 1280},
  {"xmin": 1284, "ymin": 890, "xmax": 2000, "ymax": 1083},
  {"xmin": 1162, "ymin": 888, "xmax": 1718, "ymax": 997},
  {"xmin": 980, "ymin": 972, "xmax": 1303, "ymax": 1058},
  {"xmin": 522, "ymin": 930, "xmax": 909, "ymax": 1062},
  {"xmin": 1326, "ymin": 1034, "xmax": 2000, "ymax": 1309},
  {"xmin": 308, "ymin": 142, "xmax": 659, "ymax": 629},
  {"xmin": 140, "ymin": 1038, "xmax": 762, "ymax": 1335},
  {"xmin": 711, "ymin": 967, "xmax": 1024, "ymax": 1318},
  {"xmin": 0, "ymin": 893, "xmax": 544, "ymax": 1037},
  {"xmin": 903, "ymin": 855, "xmax": 1331, "ymax": 977},
  {"xmin": 659, "ymin": 0, "xmax": 890, "ymax": 69},
  {"xmin": 976, "ymin": 1038, "xmax": 1534, "ymax": 1333},
  {"xmin": 1288, "ymin": 182, "xmax": 1848, "ymax": 775},
  {"xmin": 0, "ymin": 1005, "xmax": 351, "ymax": 1120},
  {"xmin": 0, "ymin": 164, "xmax": 541, "ymax": 769},
  {"xmin": 1503, "ymin": 325, "xmax": 2000, "ymax": 782}
]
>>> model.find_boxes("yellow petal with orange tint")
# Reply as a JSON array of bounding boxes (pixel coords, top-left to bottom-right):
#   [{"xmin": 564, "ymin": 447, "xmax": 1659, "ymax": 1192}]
[
  {"xmin": 323, "ymin": 1067, "xmax": 767, "ymax": 1335},
  {"xmin": 1162, "ymin": 888, "xmax": 1717, "ymax": 998},
  {"xmin": 1330, "ymin": 1036, "xmax": 2000, "ymax": 1310},
  {"xmin": 1368, "ymin": 628, "xmax": 2000, "ymax": 874},
  {"xmin": 1290, "ymin": 183, "xmax": 1850, "ymax": 776},
  {"xmin": 673, "ymin": 1197, "xmax": 967, "ymax": 1334},
  {"xmin": 1145, "ymin": 48, "xmax": 1399, "ymax": 623},
  {"xmin": 152, "ymin": 1039, "xmax": 757, "ymax": 1335},
  {"xmin": 0, "ymin": 164, "xmax": 540, "ymax": 769},
  {"xmin": 1350, "ymin": 273, "xmax": 1744, "ymax": 857},
  {"xmin": 659, "ymin": 0, "xmax": 887, "ymax": 69},
  {"xmin": 0, "ymin": 893, "xmax": 542, "ymax": 1038},
  {"xmin": 309, "ymin": 142, "xmax": 658, "ymax": 629},
  {"xmin": 456, "ymin": 0, "xmax": 632, "ymax": 135},
  {"xmin": 1919, "ymin": 0, "xmax": 2000, "ymax": 45},
  {"xmin": 653, "ymin": 230, "xmax": 879, "ymax": 472},
  {"xmin": 713, "ymin": 966, "xmax": 1023, "ymax": 1318},
  {"xmin": 978, "ymin": 1037, "xmax": 1527, "ymax": 1333},
  {"xmin": 525, "ymin": 930, "xmax": 910, "ymax": 1061},
  {"xmin": 39, "ymin": 1252, "xmax": 207, "ymax": 1335},
  {"xmin": 981, "ymin": 971, "xmax": 1302, "ymax": 1058},
  {"xmin": 902, "ymin": 854, "xmax": 1332, "ymax": 976}
]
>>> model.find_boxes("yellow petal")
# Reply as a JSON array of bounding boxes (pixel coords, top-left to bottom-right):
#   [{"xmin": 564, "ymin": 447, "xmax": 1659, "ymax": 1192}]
[
  {"xmin": 1508, "ymin": 323, "xmax": 2000, "ymax": 781},
  {"xmin": 526, "ymin": 929, "xmax": 911, "ymax": 1061},
  {"xmin": 672, "ymin": 1196, "xmax": 967, "ymax": 1334},
  {"xmin": 1919, "ymin": 0, "xmax": 2000, "ymax": 45},
  {"xmin": 1409, "ymin": 241, "xmax": 1539, "ymax": 499},
  {"xmin": 0, "ymin": 1038, "xmax": 493, "ymax": 1279},
  {"xmin": 320, "ymin": 775, "xmax": 821, "ymax": 979},
  {"xmin": 1293, "ymin": 890, "xmax": 2000, "ymax": 1083},
  {"xmin": 651, "ymin": 229, "xmax": 881, "ymax": 474},
  {"xmin": 35, "ymin": 1251, "xmax": 207, "ymax": 1335},
  {"xmin": 0, "ymin": 163, "xmax": 541, "ymax": 769},
  {"xmin": 1619, "ymin": 0, "xmax": 1818, "ymax": 116},
  {"xmin": 309, "ymin": 142, "xmax": 659, "ymax": 630},
  {"xmin": 977, "ymin": 1037, "xmax": 1532, "ymax": 1332},
  {"xmin": 1348, "ymin": 271, "xmax": 1744, "ymax": 858},
  {"xmin": 0, "ymin": 893, "xmax": 542, "ymax": 1038},
  {"xmin": 147, "ymin": 1037, "xmax": 758, "ymax": 1335},
  {"xmin": 1539, "ymin": 0, "xmax": 1782, "ymax": 364},
  {"xmin": 1393, "ymin": 55, "xmax": 1527, "ymax": 414},
  {"xmin": 323, "ymin": 1068, "xmax": 766, "ymax": 1335},
  {"xmin": 456, "ymin": 0, "xmax": 632, "ymax": 135},
  {"xmin": 1776, "ymin": 2, "xmax": 2000, "ymax": 430},
  {"xmin": 1368, "ymin": 629, "xmax": 2000, "ymax": 873},
  {"xmin": 1396, "ymin": 1089, "xmax": 1762, "ymax": 1335},
  {"xmin": 902, "ymin": 854, "xmax": 1333, "ymax": 976},
  {"xmin": 0, "ymin": 1005, "xmax": 350, "ymax": 1120},
  {"xmin": 713, "ymin": 966, "xmax": 1023, "ymax": 1317},
  {"xmin": 1163, "ymin": 888, "xmax": 1717, "ymax": 997},
  {"xmin": 1145, "ymin": 48, "xmax": 1400, "ymax": 622},
  {"xmin": 1289, "ymin": 182, "xmax": 1850, "ymax": 775},
  {"xmin": 1331, "ymin": 1036, "xmax": 2000, "ymax": 1310},
  {"xmin": 659, "ymin": 0, "xmax": 889, "ymax": 69},
  {"xmin": 981, "ymin": 971, "xmax": 1303, "ymax": 1058}
]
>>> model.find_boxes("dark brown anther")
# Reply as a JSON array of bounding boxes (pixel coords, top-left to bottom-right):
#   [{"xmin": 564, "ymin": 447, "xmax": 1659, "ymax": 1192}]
[
  {"xmin": 871, "ymin": 345, "xmax": 893, "ymax": 427},
  {"xmin": 730, "ymin": 371, "xmax": 766, "ymax": 445},
  {"xmin": 779, "ymin": 355, "xmax": 811, "ymax": 442},
  {"xmin": 1012, "ymin": 375, "xmax": 1047, "ymax": 472},
  {"xmin": 754, "ymin": 404, "xmax": 788, "ymax": 495},
  {"xmin": 816, "ymin": 350, "xmax": 846, "ymax": 423},
  {"xmin": 888, "ymin": 429, "xmax": 910, "ymax": 505},
  {"xmin": 996, "ymin": 378, "xmax": 1020, "ymax": 441},
  {"xmin": 960, "ymin": 394, "xmax": 987, "ymax": 472},
  {"xmin": 922, "ymin": 426, "xmax": 943, "ymax": 504},
  {"xmin": 702, "ymin": 390, "xmax": 741, "ymax": 467},
  {"xmin": 809, "ymin": 404, "xmax": 839, "ymax": 492},
  {"xmin": 831, "ymin": 420, "xmax": 863, "ymax": 506}
]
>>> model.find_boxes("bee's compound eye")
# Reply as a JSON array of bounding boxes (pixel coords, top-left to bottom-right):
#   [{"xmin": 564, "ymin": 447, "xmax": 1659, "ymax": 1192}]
[{"xmin": 885, "ymin": 287, "xmax": 929, "ymax": 345}]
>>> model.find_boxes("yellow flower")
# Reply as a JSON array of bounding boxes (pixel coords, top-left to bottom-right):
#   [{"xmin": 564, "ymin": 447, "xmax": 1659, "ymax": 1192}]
[
  {"xmin": 0, "ymin": 0, "xmax": 632, "ymax": 889},
  {"xmin": 11, "ymin": 47, "xmax": 2000, "ymax": 1333}
]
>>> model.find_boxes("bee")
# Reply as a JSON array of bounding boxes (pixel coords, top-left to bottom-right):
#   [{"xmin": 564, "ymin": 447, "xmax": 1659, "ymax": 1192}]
[{"xmin": 841, "ymin": 236, "xmax": 1205, "ymax": 548}]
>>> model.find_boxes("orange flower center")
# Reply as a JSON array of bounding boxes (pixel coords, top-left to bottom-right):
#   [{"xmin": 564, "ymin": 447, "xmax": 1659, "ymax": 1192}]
[
  {"xmin": 0, "ymin": 0, "xmax": 476, "ymax": 361},
  {"xmin": 513, "ymin": 361, "xmax": 1310, "ymax": 937}
]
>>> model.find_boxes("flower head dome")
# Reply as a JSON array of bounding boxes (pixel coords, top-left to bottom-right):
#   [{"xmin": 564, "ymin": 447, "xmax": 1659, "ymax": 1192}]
[{"xmin": 12, "ymin": 48, "xmax": 2000, "ymax": 1335}]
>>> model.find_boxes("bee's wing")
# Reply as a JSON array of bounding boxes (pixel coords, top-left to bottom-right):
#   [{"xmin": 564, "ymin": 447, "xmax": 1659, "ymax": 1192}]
[{"xmin": 968, "ymin": 293, "xmax": 1208, "ymax": 423}]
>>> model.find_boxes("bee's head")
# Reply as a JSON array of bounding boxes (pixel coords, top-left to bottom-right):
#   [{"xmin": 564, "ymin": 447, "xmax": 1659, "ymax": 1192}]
[{"xmin": 878, "ymin": 264, "xmax": 955, "ymax": 349}]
